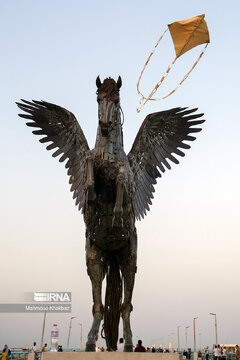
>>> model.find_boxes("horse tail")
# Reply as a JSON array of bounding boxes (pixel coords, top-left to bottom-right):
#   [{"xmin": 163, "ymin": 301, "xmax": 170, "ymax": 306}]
[{"xmin": 103, "ymin": 255, "xmax": 122, "ymax": 351}]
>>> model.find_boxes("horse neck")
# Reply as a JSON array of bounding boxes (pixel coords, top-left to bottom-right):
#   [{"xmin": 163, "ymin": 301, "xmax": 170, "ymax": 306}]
[{"xmin": 94, "ymin": 110, "xmax": 124, "ymax": 160}]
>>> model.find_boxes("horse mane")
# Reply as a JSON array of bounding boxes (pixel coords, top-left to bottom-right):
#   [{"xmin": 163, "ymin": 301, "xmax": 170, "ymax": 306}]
[{"xmin": 97, "ymin": 78, "xmax": 120, "ymax": 100}]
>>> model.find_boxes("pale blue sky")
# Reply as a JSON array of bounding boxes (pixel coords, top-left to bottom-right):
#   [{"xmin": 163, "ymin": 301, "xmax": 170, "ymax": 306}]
[{"xmin": 1, "ymin": 0, "xmax": 240, "ymax": 350}]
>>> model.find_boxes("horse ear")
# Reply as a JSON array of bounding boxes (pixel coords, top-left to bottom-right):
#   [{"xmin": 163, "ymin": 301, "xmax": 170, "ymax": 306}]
[
  {"xmin": 117, "ymin": 76, "xmax": 122, "ymax": 89},
  {"xmin": 96, "ymin": 76, "xmax": 102, "ymax": 88}
]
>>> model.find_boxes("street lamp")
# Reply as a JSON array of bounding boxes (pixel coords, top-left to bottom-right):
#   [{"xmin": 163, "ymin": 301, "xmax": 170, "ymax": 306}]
[
  {"xmin": 185, "ymin": 326, "xmax": 189, "ymax": 349},
  {"xmin": 177, "ymin": 326, "xmax": 181, "ymax": 352},
  {"xmin": 193, "ymin": 317, "xmax": 198, "ymax": 352},
  {"xmin": 67, "ymin": 316, "xmax": 76, "ymax": 350},
  {"xmin": 199, "ymin": 333, "xmax": 202, "ymax": 351},
  {"xmin": 171, "ymin": 332, "xmax": 175, "ymax": 350},
  {"xmin": 40, "ymin": 311, "xmax": 47, "ymax": 350},
  {"xmin": 168, "ymin": 335, "xmax": 171, "ymax": 350},
  {"xmin": 78, "ymin": 323, "xmax": 83, "ymax": 351},
  {"xmin": 210, "ymin": 313, "xmax": 218, "ymax": 345}
]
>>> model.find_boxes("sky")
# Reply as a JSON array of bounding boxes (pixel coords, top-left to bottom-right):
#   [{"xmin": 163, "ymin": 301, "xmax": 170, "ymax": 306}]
[{"xmin": 1, "ymin": 0, "xmax": 240, "ymax": 351}]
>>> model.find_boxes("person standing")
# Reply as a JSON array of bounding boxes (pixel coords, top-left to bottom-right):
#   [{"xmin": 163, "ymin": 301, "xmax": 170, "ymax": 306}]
[
  {"xmin": 57, "ymin": 345, "xmax": 63, "ymax": 352},
  {"xmin": 236, "ymin": 345, "xmax": 240, "ymax": 359},
  {"xmin": 213, "ymin": 346, "xmax": 218, "ymax": 360},
  {"xmin": 42, "ymin": 343, "xmax": 47, "ymax": 352},
  {"xmin": 117, "ymin": 338, "xmax": 124, "ymax": 352},
  {"xmin": 222, "ymin": 346, "xmax": 227, "ymax": 360},
  {"xmin": 134, "ymin": 340, "xmax": 146, "ymax": 352},
  {"xmin": 31, "ymin": 342, "xmax": 38, "ymax": 360},
  {"xmin": 205, "ymin": 346, "xmax": 209, "ymax": 360},
  {"xmin": 1, "ymin": 345, "xmax": 11, "ymax": 360}
]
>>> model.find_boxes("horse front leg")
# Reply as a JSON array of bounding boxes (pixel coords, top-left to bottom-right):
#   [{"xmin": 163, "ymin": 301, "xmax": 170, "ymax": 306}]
[
  {"xmin": 85, "ymin": 239, "xmax": 105, "ymax": 351},
  {"xmin": 121, "ymin": 232, "xmax": 137, "ymax": 352},
  {"xmin": 86, "ymin": 151, "xmax": 96, "ymax": 204},
  {"xmin": 112, "ymin": 165, "xmax": 125, "ymax": 227}
]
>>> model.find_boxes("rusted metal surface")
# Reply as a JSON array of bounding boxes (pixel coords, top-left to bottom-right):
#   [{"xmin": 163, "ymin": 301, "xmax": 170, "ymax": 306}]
[{"xmin": 16, "ymin": 76, "xmax": 205, "ymax": 352}]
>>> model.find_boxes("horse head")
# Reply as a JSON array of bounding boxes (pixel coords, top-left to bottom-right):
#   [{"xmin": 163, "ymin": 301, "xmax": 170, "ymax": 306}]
[{"xmin": 96, "ymin": 76, "xmax": 122, "ymax": 137}]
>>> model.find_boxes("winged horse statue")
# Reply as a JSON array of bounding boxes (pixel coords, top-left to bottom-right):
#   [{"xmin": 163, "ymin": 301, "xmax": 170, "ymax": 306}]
[{"xmin": 17, "ymin": 76, "xmax": 204, "ymax": 352}]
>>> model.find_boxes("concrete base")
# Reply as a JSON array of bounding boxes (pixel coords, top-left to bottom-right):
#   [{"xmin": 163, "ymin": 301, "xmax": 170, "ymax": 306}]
[
  {"xmin": 193, "ymin": 353, "xmax": 198, "ymax": 360},
  {"xmin": 28, "ymin": 353, "xmax": 179, "ymax": 360}
]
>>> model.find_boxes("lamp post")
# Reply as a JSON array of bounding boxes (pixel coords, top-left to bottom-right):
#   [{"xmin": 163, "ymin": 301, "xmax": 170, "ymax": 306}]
[
  {"xmin": 177, "ymin": 326, "xmax": 181, "ymax": 352},
  {"xmin": 40, "ymin": 311, "xmax": 47, "ymax": 350},
  {"xmin": 78, "ymin": 323, "xmax": 83, "ymax": 351},
  {"xmin": 171, "ymin": 332, "xmax": 175, "ymax": 350},
  {"xmin": 168, "ymin": 335, "xmax": 171, "ymax": 350},
  {"xmin": 199, "ymin": 333, "xmax": 202, "ymax": 351},
  {"xmin": 210, "ymin": 313, "xmax": 218, "ymax": 345},
  {"xmin": 67, "ymin": 316, "xmax": 76, "ymax": 350},
  {"xmin": 193, "ymin": 317, "xmax": 198, "ymax": 352},
  {"xmin": 185, "ymin": 326, "xmax": 189, "ymax": 349}
]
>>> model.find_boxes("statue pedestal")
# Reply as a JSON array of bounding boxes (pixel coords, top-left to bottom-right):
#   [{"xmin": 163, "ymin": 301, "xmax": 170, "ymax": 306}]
[{"xmin": 28, "ymin": 353, "xmax": 179, "ymax": 360}]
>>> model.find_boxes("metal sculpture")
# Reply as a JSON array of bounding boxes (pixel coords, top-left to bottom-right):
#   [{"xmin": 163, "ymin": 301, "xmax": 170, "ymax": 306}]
[{"xmin": 16, "ymin": 76, "xmax": 205, "ymax": 352}]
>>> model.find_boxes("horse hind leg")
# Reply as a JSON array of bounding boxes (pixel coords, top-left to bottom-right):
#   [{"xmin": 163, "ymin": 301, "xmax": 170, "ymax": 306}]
[
  {"xmin": 121, "ymin": 234, "xmax": 137, "ymax": 352},
  {"xmin": 85, "ymin": 240, "xmax": 105, "ymax": 351}
]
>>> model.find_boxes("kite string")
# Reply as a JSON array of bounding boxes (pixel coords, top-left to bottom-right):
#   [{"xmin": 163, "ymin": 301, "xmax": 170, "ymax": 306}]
[
  {"xmin": 137, "ymin": 53, "xmax": 177, "ymax": 112},
  {"xmin": 162, "ymin": 43, "xmax": 209, "ymax": 99},
  {"xmin": 137, "ymin": 42, "xmax": 208, "ymax": 112},
  {"xmin": 141, "ymin": 56, "xmax": 177, "ymax": 102},
  {"xmin": 136, "ymin": 28, "xmax": 168, "ymax": 102}
]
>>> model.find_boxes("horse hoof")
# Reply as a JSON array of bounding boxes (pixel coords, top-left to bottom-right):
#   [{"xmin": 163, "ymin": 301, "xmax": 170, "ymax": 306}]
[
  {"xmin": 85, "ymin": 343, "xmax": 96, "ymax": 352},
  {"xmin": 124, "ymin": 344, "xmax": 133, "ymax": 352}
]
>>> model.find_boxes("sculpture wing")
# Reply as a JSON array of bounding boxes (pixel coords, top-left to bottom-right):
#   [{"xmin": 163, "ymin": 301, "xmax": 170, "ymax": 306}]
[
  {"xmin": 128, "ymin": 107, "xmax": 205, "ymax": 220},
  {"xmin": 16, "ymin": 99, "xmax": 90, "ymax": 211}
]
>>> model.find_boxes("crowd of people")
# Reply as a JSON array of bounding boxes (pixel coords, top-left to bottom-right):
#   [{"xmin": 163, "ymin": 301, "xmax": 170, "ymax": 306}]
[
  {"xmin": 117, "ymin": 338, "xmax": 178, "ymax": 352},
  {"xmin": 116, "ymin": 339, "xmax": 240, "ymax": 358},
  {"xmin": 0, "ymin": 342, "xmax": 64, "ymax": 360},
  {"xmin": 211, "ymin": 345, "xmax": 240, "ymax": 360},
  {"xmin": 1, "ymin": 341, "xmax": 240, "ymax": 357}
]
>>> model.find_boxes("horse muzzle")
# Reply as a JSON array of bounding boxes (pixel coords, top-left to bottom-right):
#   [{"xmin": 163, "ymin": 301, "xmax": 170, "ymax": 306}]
[
  {"xmin": 99, "ymin": 102, "xmax": 114, "ymax": 137},
  {"xmin": 100, "ymin": 122, "xmax": 109, "ymax": 136}
]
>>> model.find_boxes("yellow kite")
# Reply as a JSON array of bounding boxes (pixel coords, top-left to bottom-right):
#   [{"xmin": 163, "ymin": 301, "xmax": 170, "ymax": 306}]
[{"xmin": 137, "ymin": 14, "xmax": 210, "ymax": 112}]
